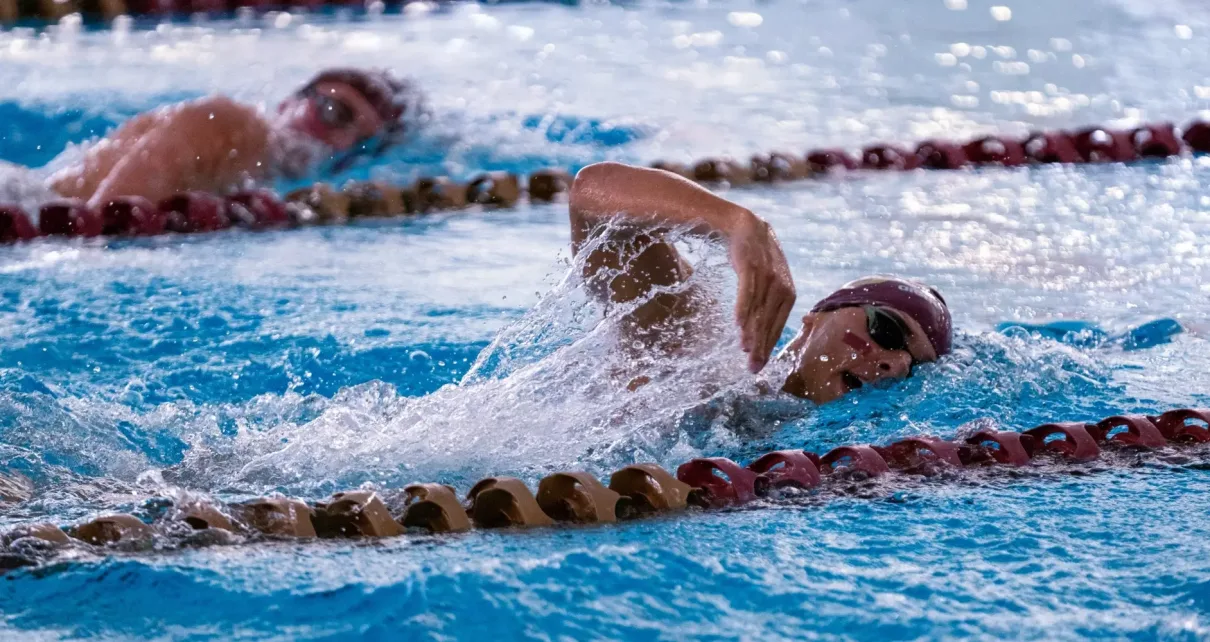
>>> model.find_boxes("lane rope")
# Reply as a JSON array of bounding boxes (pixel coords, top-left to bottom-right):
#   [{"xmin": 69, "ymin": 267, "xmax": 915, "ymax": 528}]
[
  {"xmin": 3, "ymin": 121, "xmax": 1209, "ymax": 563},
  {"xmin": 0, "ymin": 0, "xmax": 386, "ymax": 24},
  {"xmin": 1, "ymin": 406, "xmax": 1208, "ymax": 566},
  {"xmin": 4, "ymin": 119, "xmax": 1209, "ymax": 244}
]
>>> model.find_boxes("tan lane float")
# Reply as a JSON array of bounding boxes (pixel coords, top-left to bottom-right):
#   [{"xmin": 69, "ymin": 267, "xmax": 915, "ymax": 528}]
[
  {"xmin": 0, "ymin": 0, "xmax": 17, "ymax": 23},
  {"xmin": 233, "ymin": 497, "xmax": 317, "ymax": 537},
  {"xmin": 466, "ymin": 171, "xmax": 523, "ymax": 208},
  {"xmin": 466, "ymin": 477, "xmax": 554, "ymax": 529},
  {"xmin": 1, "ymin": 406, "xmax": 1207, "ymax": 562},
  {"xmin": 37, "ymin": 0, "xmax": 79, "ymax": 20},
  {"xmin": 4, "ymin": 120, "xmax": 1210, "ymax": 244},
  {"xmin": 345, "ymin": 181, "xmax": 408, "ymax": 219},
  {"xmin": 2, "ymin": 522, "xmax": 71, "ymax": 546},
  {"xmin": 608, "ymin": 463, "xmax": 691, "ymax": 515},
  {"xmin": 536, "ymin": 472, "xmax": 620, "ymax": 524},
  {"xmin": 66, "ymin": 514, "xmax": 154, "ymax": 546},
  {"xmin": 311, "ymin": 489, "xmax": 403, "ymax": 538},
  {"xmin": 174, "ymin": 501, "xmax": 236, "ymax": 532},
  {"xmin": 399, "ymin": 483, "xmax": 470, "ymax": 533}
]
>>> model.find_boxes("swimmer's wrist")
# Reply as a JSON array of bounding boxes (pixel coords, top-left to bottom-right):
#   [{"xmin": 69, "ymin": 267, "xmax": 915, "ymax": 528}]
[{"xmin": 724, "ymin": 207, "xmax": 766, "ymax": 240}]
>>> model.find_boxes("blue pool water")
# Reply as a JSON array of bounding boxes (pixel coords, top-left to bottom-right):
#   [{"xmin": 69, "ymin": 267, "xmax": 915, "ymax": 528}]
[{"xmin": 4, "ymin": 0, "xmax": 1210, "ymax": 638}]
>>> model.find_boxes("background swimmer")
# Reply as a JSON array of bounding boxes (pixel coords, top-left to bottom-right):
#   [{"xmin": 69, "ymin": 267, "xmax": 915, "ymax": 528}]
[
  {"xmin": 10, "ymin": 68, "xmax": 417, "ymax": 210},
  {"xmin": 570, "ymin": 161, "xmax": 952, "ymax": 404}
]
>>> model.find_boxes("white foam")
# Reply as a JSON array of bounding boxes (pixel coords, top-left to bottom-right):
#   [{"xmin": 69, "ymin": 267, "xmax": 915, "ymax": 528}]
[{"xmin": 158, "ymin": 231, "xmax": 782, "ymax": 494}]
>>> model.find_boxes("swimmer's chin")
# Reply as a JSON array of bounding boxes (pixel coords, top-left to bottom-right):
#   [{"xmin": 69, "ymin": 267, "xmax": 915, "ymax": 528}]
[{"xmin": 780, "ymin": 370, "xmax": 854, "ymax": 404}]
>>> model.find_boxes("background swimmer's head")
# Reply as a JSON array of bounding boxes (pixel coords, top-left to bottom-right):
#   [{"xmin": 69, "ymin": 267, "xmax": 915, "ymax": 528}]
[
  {"xmin": 277, "ymin": 68, "xmax": 415, "ymax": 156},
  {"xmin": 778, "ymin": 276, "xmax": 952, "ymax": 404}
]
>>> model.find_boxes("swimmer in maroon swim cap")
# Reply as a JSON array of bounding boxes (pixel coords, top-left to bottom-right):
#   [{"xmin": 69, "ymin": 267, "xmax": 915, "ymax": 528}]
[
  {"xmin": 569, "ymin": 161, "xmax": 952, "ymax": 404},
  {"xmin": 36, "ymin": 68, "xmax": 418, "ymax": 209}
]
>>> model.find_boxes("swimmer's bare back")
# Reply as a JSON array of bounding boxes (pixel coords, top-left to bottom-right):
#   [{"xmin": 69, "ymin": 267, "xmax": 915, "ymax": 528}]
[
  {"xmin": 49, "ymin": 96, "xmax": 271, "ymax": 209},
  {"xmin": 569, "ymin": 162, "xmax": 796, "ymax": 373}
]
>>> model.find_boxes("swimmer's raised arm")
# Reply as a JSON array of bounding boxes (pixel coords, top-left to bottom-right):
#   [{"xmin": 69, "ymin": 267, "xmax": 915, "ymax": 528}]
[{"xmin": 569, "ymin": 161, "xmax": 795, "ymax": 372}]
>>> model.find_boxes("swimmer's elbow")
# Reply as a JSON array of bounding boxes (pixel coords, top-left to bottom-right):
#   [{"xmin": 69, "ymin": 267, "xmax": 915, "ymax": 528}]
[
  {"xmin": 573, "ymin": 162, "xmax": 625, "ymax": 194},
  {"xmin": 570, "ymin": 162, "xmax": 628, "ymax": 216}
]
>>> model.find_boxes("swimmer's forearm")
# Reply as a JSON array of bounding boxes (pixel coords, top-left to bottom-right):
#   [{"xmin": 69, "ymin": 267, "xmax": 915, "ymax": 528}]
[{"xmin": 569, "ymin": 162, "xmax": 758, "ymax": 250}]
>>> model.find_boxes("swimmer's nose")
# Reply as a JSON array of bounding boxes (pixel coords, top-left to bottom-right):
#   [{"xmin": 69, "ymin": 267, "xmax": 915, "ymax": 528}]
[{"xmin": 872, "ymin": 350, "xmax": 913, "ymax": 381}]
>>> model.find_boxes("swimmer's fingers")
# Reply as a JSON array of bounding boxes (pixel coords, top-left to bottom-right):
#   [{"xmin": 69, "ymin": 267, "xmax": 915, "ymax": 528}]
[
  {"xmin": 760, "ymin": 292, "xmax": 796, "ymax": 372},
  {"xmin": 730, "ymin": 253, "xmax": 769, "ymax": 357},
  {"xmin": 734, "ymin": 261, "xmax": 758, "ymax": 353},
  {"xmin": 748, "ymin": 266, "xmax": 772, "ymax": 345},
  {"xmin": 749, "ymin": 274, "xmax": 794, "ymax": 372},
  {"xmin": 744, "ymin": 273, "xmax": 774, "ymax": 369},
  {"xmin": 729, "ymin": 214, "xmax": 791, "ymax": 369}
]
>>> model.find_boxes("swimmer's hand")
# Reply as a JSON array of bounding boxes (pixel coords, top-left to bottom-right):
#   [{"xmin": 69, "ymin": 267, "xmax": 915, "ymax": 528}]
[{"xmin": 729, "ymin": 215, "xmax": 796, "ymax": 372}]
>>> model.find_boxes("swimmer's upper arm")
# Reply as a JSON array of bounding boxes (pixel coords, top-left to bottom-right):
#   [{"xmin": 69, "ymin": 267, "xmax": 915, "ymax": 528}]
[
  {"xmin": 88, "ymin": 97, "xmax": 269, "ymax": 207},
  {"xmin": 569, "ymin": 162, "xmax": 694, "ymax": 307}
]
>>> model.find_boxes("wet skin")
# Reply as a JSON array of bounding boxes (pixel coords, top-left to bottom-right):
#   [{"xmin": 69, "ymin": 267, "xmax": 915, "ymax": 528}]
[
  {"xmin": 49, "ymin": 80, "xmax": 384, "ymax": 209},
  {"xmin": 569, "ymin": 161, "xmax": 939, "ymax": 404}
]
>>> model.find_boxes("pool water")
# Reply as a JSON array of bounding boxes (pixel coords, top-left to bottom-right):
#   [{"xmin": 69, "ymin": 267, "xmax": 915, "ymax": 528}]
[{"xmin": 4, "ymin": 0, "xmax": 1210, "ymax": 639}]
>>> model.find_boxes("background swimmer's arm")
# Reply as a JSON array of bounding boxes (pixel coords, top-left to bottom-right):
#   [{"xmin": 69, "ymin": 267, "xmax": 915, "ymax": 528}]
[
  {"xmin": 49, "ymin": 114, "xmax": 156, "ymax": 202},
  {"xmin": 569, "ymin": 161, "xmax": 796, "ymax": 373},
  {"xmin": 83, "ymin": 97, "xmax": 269, "ymax": 208}
]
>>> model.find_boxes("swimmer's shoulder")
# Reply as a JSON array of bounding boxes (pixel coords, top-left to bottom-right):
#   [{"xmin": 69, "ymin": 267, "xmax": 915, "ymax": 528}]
[
  {"xmin": 157, "ymin": 96, "xmax": 272, "ymax": 169},
  {"xmin": 110, "ymin": 95, "xmax": 268, "ymax": 147},
  {"xmin": 165, "ymin": 96, "xmax": 268, "ymax": 138}
]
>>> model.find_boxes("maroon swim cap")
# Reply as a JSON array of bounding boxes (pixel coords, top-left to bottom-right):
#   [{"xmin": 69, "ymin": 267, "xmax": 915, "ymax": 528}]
[{"xmin": 810, "ymin": 277, "xmax": 953, "ymax": 356}]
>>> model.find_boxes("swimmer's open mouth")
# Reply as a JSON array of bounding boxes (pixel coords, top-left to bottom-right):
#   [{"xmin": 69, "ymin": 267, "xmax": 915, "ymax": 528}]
[{"xmin": 841, "ymin": 372, "xmax": 863, "ymax": 392}]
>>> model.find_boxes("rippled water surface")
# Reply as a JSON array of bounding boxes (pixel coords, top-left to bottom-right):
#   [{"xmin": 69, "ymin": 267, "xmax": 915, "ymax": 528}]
[{"xmin": 3, "ymin": 0, "xmax": 1210, "ymax": 639}]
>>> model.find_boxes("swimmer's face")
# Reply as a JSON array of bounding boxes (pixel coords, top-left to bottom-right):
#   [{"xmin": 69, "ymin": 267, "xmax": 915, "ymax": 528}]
[
  {"xmin": 779, "ymin": 306, "xmax": 938, "ymax": 404},
  {"xmin": 278, "ymin": 80, "xmax": 386, "ymax": 152}
]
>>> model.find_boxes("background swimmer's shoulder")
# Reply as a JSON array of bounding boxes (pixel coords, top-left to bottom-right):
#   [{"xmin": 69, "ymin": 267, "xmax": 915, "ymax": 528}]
[{"xmin": 158, "ymin": 96, "xmax": 269, "ymax": 143}]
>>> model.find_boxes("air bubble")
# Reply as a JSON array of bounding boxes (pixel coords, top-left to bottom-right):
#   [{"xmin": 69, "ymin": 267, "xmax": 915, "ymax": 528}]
[{"xmin": 410, "ymin": 350, "xmax": 432, "ymax": 365}]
